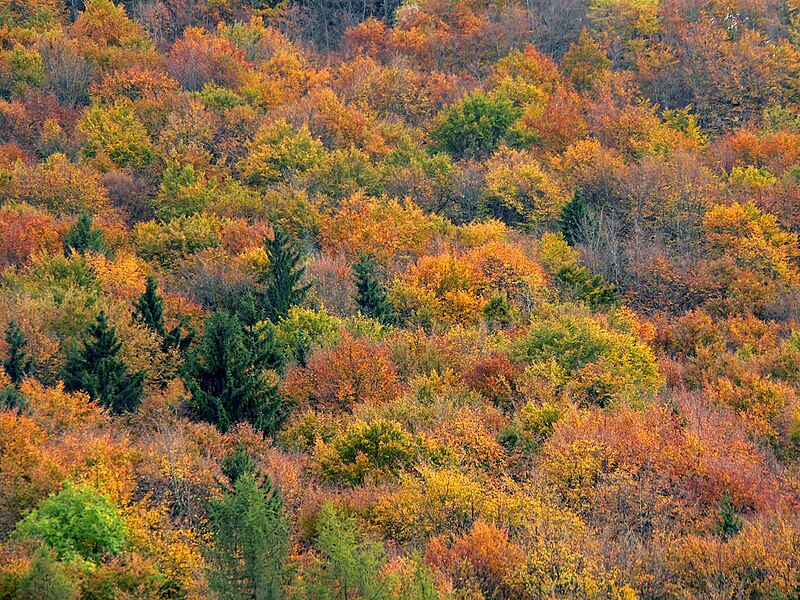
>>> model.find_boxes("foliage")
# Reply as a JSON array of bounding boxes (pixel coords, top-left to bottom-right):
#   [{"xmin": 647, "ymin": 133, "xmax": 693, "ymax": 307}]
[
  {"xmin": 353, "ymin": 253, "xmax": 395, "ymax": 325},
  {"xmin": 15, "ymin": 483, "xmax": 128, "ymax": 563},
  {"xmin": 257, "ymin": 228, "xmax": 311, "ymax": 323},
  {"xmin": 431, "ymin": 92, "xmax": 522, "ymax": 160},
  {"xmin": 61, "ymin": 311, "xmax": 145, "ymax": 414},
  {"xmin": 206, "ymin": 473, "xmax": 289, "ymax": 599},
  {"xmin": 183, "ymin": 310, "xmax": 285, "ymax": 434},
  {"xmin": 4, "ymin": 319, "xmax": 34, "ymax": 385},
  {"xmin": 63, "ymin": 213, "xmax": 108, "ymax": 256}
]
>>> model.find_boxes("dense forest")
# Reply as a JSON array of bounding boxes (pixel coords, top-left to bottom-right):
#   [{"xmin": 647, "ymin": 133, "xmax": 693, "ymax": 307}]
[{"xmin": 2, "ymin": 0, "xmax": 800, "ymax": 597}]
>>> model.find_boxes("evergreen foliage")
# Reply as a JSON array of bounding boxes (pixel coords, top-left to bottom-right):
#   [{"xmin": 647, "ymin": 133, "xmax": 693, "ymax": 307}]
[
  {"xmin": 715, "ymin": 491, "xmax": 744, "ymax": 541},
  {"xmin": 259, "ymin": 229, "xmax": 311, "ymax": 323},
  {"xmin": 62, "ymin": 311, "xmax": 145, "ymax": 414},
  {"xmin": 353, "ymin": 253, "xmax": 395, "ymax": 326},
  {"xmin": 183, "ymin": 311, "xmax": 286, "ymax": 434},
  {"xmin": 63, "ymin": 213, "xmax": 108, "ymax": 256},
  {"xmin": 3, "ymin": 319, "xmax": 34, "ymax": 385},
  {"xmin": 132, "ymin": 275, "xmax": 165, "ymax": 336},
  {"xmin": 206, "ymin": 473, "xmax": 289, "ymax": 600},
  {"xmin": 133, "ymin": 275, "xmax": 194, "ymax": 351}
]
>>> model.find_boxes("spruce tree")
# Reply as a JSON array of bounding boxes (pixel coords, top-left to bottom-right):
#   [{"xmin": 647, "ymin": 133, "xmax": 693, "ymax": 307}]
[
  {"xmin": 62, "ymin": 311, "xmax": 145, "ymax": 414},
  {"xmin": 715, "ymin": 490, "xmax": 744, "ymax": 541},
  {"xmin": 207, "ymin": 473, "xmax": 289, "ymax": 600},
  {"xmin": 63, "ymin": 213, "xmax": 108, "ymax": 255},
  {"xmin": 4, "ymin": 319, "xmax": 34, "ymax": 385},
  {"xmin": 133, "ymin": 276, "xmax": 194, "ymax": 352},
  {"xmin": 183, "ymin": 311, "xmax": 286, "ymax": 434},
  {"xmin": 353, "ymin": 253, "xmax": 395, "ymax": 325},
  {"xmin": 259, "ymin": 228, "xmax": 310, "ymax": 323},
  {"xmin": 132, "ymin": 275, "xmax": 165, "ymax": 336}
]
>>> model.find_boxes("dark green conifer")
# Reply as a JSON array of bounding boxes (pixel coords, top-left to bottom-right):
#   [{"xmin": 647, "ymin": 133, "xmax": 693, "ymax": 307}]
[
  {"xmin": 62, "ymin": 311, "xmax": 144, "ymax": 414},
  {"xmin": 715, "ymin": 490, "xmax": 744, "ymax": 541},
  {"xmin": 259, "ymin": 228, "xmax": 311, "ymax": 323},
  {"xmin": 4, "ymin": 319, "xmax": 34, "ymax": 385},
  {"xmin": 63, "ymin": 213, "xmax": 108, "ymax": 256},
  {"xmin": 133, "ymin": 276, "xmax": 194, "ymax": 352},
  {"xmin": 183, "ymin": 311, "xmax": 286, "ymax": 434},
  {"xmin": 353, "ymin": 253, "xmax": 395, "ymax": 325},
  {"xmin": 132, "ymin": 275, "xmax": 165, "ymax": 336}
]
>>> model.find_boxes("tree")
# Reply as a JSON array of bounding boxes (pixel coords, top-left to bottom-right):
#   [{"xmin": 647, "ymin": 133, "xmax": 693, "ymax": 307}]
[
  {"xmin": 15, "ymin": 484, "xmax": 129, "ymax": 563},
  {"xmin": 353, "ymin": 253, "xmax": 396, "ymax": 326},
  {"xmin": 62, "ymin": 311, "xmax": 145, "ymax": 414},
  {"xmin": 206, "ymin": 473, "xmax": 289, "ymax": 600},
  {"xmin": 132, "ymin": 275, "xmax": 165, "ymax": 336},
  {"xmin": 298, "ymin": 503, "xmax": 385, "ymax": 599},
  {"xmin": 715, "ymin": 491, "xmax": 743, "ymax": 542},
  {"xmin": 132, "ymin": 275, "xmax": 195, "ymax": 352},
  {"xmin": 259, "ymin": 229, "xmax": 311, "ymax": 323},
  {"xmin": 3, "ymin": 319, "xmax": 34, "ymax": 385},
  {"xmin": 63, "ymin": 213, "xmax": 108, "ymax": 256},
  {"xmin": 183, "ymin": 311, "xmax": 286, "ymax": 434},
  {"xmin": 16, "ymin": 546, "xmax": 78, "ymax": 600},
  {"xmin": 431, "ymin": 92, "xmax": 522, "ymax": 160}
]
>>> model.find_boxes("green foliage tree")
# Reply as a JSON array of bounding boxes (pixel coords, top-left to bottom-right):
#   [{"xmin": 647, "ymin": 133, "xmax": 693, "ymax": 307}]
[
  {"xmin": 258, "ymin": 229, "xmax": 311, "ymax": 323},
  {"xmin": 15, "ymin": 484, "xmax": 128, "ymax": 563},
  {"xmin": 3, "ymin": 319, "xmax": 34, "ymax": 385},
  {"xmin": 132, "ymin": 275, "xmax": 194, "ymax": 352},
  {"xmin": 353, "ymin": 253, "xmax": 395, "ymax": 326},
  {"xmin": 715, "ymin": 491, "xmax": 744, "ymax": 542},
  {"xmin": 16, "ymin": 546, "xmax": 78, "ymax": 600},
  {"xmin": 299, "ymin": 503, "xmax": 385, "ymax": 600},
  {"xmin": 63, "ymin": 213, "xmax": 108, "ymax": 256},
  {"xmin": 132, "ymin": 275, "xmax": 165, "ymax": 336},
  {"xmin": 183, "ymin": 311, "xmax": 286, "ymax": 434},
  {"xmin": 62, "ymin": 311, "xmax": 145, "ymax": 414},
  {"xmin": 431, "ymin": 92, "xmax": 521, "ymax": 160},
  {"xmin": 206, "ymin": 473, "xmax": 289, "ymax": 600}
]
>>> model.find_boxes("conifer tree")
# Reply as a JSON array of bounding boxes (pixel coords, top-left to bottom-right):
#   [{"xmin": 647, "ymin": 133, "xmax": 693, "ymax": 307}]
[
  {"xmin": 299, "ymin": 502, "xmax": 385, "ymax": 599},
  {"xmin": 133, "ymin": 276, "xmax": 194, "ymax": 352},
  {"xmin": 4, "ymin": 319, "xmax": 34, "ymax": 385},
  {"xmin": 715, "ymin": 490, "xmax": 744, "ymax": 541},
  {"xmin": 63, "ymin": 213, "xmax": 108, "ymax": 255},
  {"xmin": 62, "ymin": 311, "xmax": 145, "ymax": 414},
  {"xmin": 207, "ymin": 473, "xmax": 289, "ymax": 600},
  {"xmin": 132, "ymin": 275, "xmax": 165, "ymax": 336},
  {"xmin": 353, "ymin": 253, "xmax": 395, "ymax": 325},
  {"xmin": 183, "ymin": 311, "xmax": 286, "ymax": 434},
  {"xmin": 259, "ymin": 228, "xmax": 311, "ymax": 323}
]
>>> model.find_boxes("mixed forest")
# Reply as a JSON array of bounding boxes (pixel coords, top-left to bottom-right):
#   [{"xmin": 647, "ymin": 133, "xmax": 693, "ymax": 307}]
[{"xmin": 3, "ymin": 0, "xmax": 800, "ymax": 597}]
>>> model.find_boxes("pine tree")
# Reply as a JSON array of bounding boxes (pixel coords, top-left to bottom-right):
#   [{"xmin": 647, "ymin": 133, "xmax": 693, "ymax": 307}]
[
  {"xmin": 4, "ymin": 319, "xmax": 34, "ymax": 385},
  {"xmin": 132, "ymin": 275, "xmax": 165, "ymax": 336},
  {"xmin": 183, "ymin": 311, "xmax": 286, "ymax": 434},
  {"xmin": 63, "ymin": 213, "xmax": 108, "ymax": 255},
  {"xmin": 206, "ymin": 473, "xmax": 289, "ymax": 600},
  {"xmin": 259, "ymin": 228, "xmax": 311, "ymax": 323},
  {"xmin": 353, "ymin": 253, "xmax": 395, "ymax": 325},
  {"xmin": 62, "ymin": 311, "xmax": 145, "ymax": 414},
  {"xmin": 715, "ymin": 490, "xmax": 744, "ymax": 541}
]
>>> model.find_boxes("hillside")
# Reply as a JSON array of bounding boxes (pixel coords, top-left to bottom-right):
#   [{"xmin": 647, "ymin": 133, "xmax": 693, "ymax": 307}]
[{"xmin": 2, "ymin": 0, "xmax": 800, "ymax": 598}]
